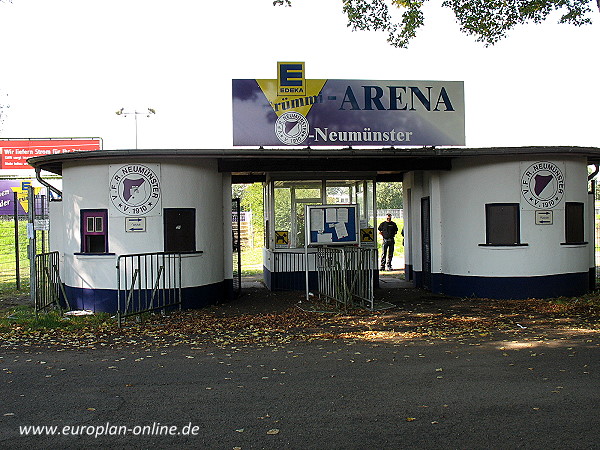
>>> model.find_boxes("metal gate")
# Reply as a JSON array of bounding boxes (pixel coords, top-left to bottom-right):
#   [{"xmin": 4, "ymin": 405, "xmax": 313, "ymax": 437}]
[
  {"xmin": 34, "ymin": 251, "xmax": 69, "ymax": 313},
  {"xmin": 116, "ymin": 252, "xmax": 182, "ymax": 326},
  {"xmin": 232, "ymin": 198, "xmax": 242, "ymax": 298},
  {"xmin": 29, "ymin": 188, "xmax": 52, "ymax": 303},
  {"xmin": 316, "ymin": 246, "xmax": 377, "ymax": 310}
]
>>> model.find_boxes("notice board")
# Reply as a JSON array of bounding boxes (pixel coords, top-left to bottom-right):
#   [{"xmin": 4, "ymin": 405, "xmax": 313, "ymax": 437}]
[{"xmin": 306, "ymin": 204, "xmax": 359, "ymax": 246}]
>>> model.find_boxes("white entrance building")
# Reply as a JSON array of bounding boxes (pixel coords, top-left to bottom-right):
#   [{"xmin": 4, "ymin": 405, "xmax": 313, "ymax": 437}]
[{"xmin": 29, "ymin": 146, "xmax": 600, "ymax": 312}]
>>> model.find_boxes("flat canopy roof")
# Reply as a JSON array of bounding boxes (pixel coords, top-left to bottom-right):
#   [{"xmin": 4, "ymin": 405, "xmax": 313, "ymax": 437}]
[{"xmin": 28, "ymin": 146, "xmax": 600, "ymax": 183}]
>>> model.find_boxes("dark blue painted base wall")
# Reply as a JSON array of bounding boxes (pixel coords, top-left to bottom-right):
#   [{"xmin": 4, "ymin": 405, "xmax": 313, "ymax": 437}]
[
  {"xmin": 263, "ymin": 267, "xmax": 381, "ymax": 291},
  {"xmin": 264, "ymin": 267, "xmax": 319, "ymax": 291},
  {"xmin": 405, "ymin": 264, "xmax": 414, "ymax": 281},
  {"xmin": 412, "ymin": 271, "xmax": 590, "ymax": 299},
  {"xmin": 64, "ymin": 280, "xmax": 228, "ymax": 313}
]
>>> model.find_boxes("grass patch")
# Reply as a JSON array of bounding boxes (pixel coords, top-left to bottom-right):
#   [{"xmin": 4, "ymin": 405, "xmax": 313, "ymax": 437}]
[
  {"xmin": 241, "ymin": 267, "xmax": 263, "ymax": 277},
  {"xmin": 0, "ymin": 304, "xmax": 113, "ymax": 333},
  {"xmin": 0, "ymin": 217, "xmax": 48, "ymax": 291},
  {"xmin": 240, "ymin": 246, "xmax": 264, "ymax": 277},
  {"xmin": 0, "ymin": 287, "xmax": 28, "ymax": 301},
  {"xmin": 241, "ymin": 246, "xmax": 263, "ymax": 266}
]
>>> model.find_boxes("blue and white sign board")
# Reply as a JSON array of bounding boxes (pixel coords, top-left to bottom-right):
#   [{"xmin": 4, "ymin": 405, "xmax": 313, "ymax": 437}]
[
  {"xmin": 535, "ymin": 210, "xmax": 553, "ymax": 225},
  {"xmin": 306, "ymin": 204, "xmax": 359, "ymax": 246},
  {"xmin": 125, "ymin": 217, "xmax": 146, "ymax": 232},
  {"xmin": 232, "ymin": 62, "xmax": 465, "ymax": 147}
]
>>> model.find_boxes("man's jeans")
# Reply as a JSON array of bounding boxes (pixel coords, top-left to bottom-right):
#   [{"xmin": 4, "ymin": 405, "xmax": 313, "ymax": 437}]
[{"xmin": 381, "ymin": 238, "xmax": 395, "ymax": 269}]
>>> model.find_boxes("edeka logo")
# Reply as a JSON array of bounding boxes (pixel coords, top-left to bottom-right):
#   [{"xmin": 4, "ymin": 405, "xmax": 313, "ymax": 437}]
[
  {"xmin": 110, "ymin": 164, "xmax": 161, "ymax": 216},
  {"xmin": 277, "ymin": 62, "xmax": 305, "ymax": 96},
  {"xmin": 521, "ymin": 161, "xmax": 565, "ymax": 209}
]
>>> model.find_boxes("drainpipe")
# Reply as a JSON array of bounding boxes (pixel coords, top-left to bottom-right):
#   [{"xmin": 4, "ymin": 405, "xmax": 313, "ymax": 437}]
[
  {"xmin": 589, "ymin": 164, "xmax": 598, "ymax": 291},
  {"xmin": 588, "ymin": 164, "xmax": 599, "ymax": 196},
  {"xmin": 588, "ymin": 164, "xmax": 599, "ymax": 181},
  {"xmin": 35, "ymin": 168, "xmax": 62, "ymax": 197}
]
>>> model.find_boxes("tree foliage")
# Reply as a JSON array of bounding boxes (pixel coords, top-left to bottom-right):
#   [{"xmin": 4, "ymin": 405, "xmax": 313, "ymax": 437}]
[
  {"xmin": 376, "ymin": 182, "xmax": 403, "ymax": 209},
  {"xmin": 232, "ymin": 183, "xmax": 264, "ymax": 236},
  {"xmin": 0, "ymin": 91, "xmax": 8, "ymax": 133},
  {"xmin": 274, "ymin": 0, "xmax": 598, "ymax": 47}
]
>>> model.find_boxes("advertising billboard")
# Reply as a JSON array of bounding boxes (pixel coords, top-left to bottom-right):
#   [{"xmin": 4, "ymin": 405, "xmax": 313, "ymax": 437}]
[
  {"xmin": 232, "ymin": 62, "xmax": 465, "ymax": 147},
  {"xmin": 0, "ymin": 179, "xmax": 54, "ymax": 216},
  {"xmin": 0, "ymin": 138, "xmax": 102, "ymax": 170}
]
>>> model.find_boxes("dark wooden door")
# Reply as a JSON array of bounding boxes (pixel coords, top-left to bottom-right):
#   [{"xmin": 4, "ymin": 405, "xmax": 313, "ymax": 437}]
[
  {"xmin": 421, "ymin": 197, "xmax": 431, "ymax": 289},
  {"xmin": 164, "ymin": 208, "xmax": 195, "ymax": 252}
]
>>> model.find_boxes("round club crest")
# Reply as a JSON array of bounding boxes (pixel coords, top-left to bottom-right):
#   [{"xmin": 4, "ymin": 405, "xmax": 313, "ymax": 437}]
[
  {"xmin": 110, "ymin": 164, "xmax": 161, "ymax": 216},
  {"xmin": 275, "ymin": 111, "xmax": 309, "ymax": 145},
  {"xmin": 521, "ymin": 161, "xmax": 565, "ymax": 209}
]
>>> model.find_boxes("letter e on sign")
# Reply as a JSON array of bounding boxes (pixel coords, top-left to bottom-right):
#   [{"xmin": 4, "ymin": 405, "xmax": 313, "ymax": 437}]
[{"xmin": 277, "ymin": 62, "xmax": 305, "ymax": 96}]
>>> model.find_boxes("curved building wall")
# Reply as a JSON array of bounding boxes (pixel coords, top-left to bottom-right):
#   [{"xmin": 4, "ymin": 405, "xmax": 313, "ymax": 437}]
[
  {"xmin": 54, "ymin": 158, "xmax": 230, "ymax": 312},
  {"xmin": 405, "ymin": 155, "xmax": 593, "ymax": 299}
]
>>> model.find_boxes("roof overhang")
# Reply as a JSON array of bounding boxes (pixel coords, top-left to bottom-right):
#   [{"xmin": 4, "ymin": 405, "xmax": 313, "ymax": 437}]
[{"xmin": 28, "ymin": 146, "xmax": 600, "ymax": 183}]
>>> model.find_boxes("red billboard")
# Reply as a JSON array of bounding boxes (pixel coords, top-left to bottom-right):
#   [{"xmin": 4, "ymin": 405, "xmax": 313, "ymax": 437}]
[{"xmin": 0, "ymin": 138, "xmax": 102, "ymax": 170}]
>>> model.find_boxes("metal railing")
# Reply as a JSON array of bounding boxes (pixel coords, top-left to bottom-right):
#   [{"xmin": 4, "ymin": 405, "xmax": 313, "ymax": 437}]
[
  {"xmin": 116, "ymin": 252, "xmax": 182, "ymax": 327},
  {"xmin": 316, "ymin": 246, "xmax": 377, "ymax": 310},
  {"xmin": 271, "ymin": 251, "xmax": 307, "ymax": 291},
  {"xmin": 596, "ymin": 223, "xmax": 600, "ymax": 283},
  {"xmin": 344, "ymin": 247, "xmax": 377, "ymax": 308},
  {"xmin": 232, "ymin": 198, "xmax": 242, "ymax": 297},
  {"xmin": 274, "ymin": 251, "xmax": 306, "ymax": 272},
  {"xmin": 34, "ymin": 251, "xmax": 69, "ymax": 314}
]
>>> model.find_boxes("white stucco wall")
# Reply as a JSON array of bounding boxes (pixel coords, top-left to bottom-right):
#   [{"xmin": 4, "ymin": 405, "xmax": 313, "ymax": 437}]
[
  {"xmin": 48, "ymin": 199, "xmax": 64, "ymax": 258},
  {"xmin": 55, "ymin": 158, "xmax": 227, "ymax": 290},
  {"xmin": 222, "ymin": 173, "xmax": 233, "ymax": 280},
  {"xmin": 403, "ymin": 171, "xmax": 425, "ymax": 274},
  {"xmin": 405, "ymin": 155, "xmax": 591, "ymax": 279}
]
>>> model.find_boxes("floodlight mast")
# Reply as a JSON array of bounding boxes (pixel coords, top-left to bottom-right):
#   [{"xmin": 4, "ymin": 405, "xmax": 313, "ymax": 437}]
[{"xmin": 115, "ymin": 107, "xmax": 156, "ymax": 149}]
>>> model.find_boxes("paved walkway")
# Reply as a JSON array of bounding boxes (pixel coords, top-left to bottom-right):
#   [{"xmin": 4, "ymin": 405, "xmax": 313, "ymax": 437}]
[{"xmin": 2, "ymin": 334, "xmax": 598, "ymax": 449}]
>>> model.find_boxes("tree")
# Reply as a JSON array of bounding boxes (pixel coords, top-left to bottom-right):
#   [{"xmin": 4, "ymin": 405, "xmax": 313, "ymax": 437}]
[
  {"xmin": 232, "ymin": 183, "xmax": 264, "ymax": 240},
  {"xmin": 274, "ymin": 0, "xmax": 599, "ymax": 47},
  {"xmin": 0, "ymin": 90, "xmax": 8, "ymax": 133},
  {"xmin": 376, "ymin": 182, "xmax": 403, "ymax": 210}
]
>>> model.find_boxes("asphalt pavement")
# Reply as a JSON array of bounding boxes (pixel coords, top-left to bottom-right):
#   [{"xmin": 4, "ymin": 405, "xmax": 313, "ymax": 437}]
[{"xmin": 1, "ymin": 332, "xmax": 599, "ymax": 449}]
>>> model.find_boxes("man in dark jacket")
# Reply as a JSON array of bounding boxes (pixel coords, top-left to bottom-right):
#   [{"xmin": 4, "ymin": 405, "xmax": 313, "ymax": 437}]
[{"xmin": 378, "ymin": 213, "xmax": 398, "ymax": 271}]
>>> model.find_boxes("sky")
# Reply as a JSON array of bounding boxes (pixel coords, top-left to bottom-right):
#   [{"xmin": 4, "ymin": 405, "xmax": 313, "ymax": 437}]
[{"xmin": 0, "ymin": 0, "xmax": 598, "ymax": 151}]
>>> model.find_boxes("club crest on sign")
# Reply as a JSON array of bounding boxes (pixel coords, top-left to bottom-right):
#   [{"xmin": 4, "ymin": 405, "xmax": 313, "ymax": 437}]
[
  {"xmin": 110, "ymin": 164, "xmax": 161, "ymax": 216},
  {"xmin": 521, "ymin": 161, "xmax": 564, "ymax": 209}
]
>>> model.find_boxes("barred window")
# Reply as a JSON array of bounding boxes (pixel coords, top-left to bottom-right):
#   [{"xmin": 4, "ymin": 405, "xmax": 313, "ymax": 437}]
[
  {"xmin": 81, "ymin": 210, "xmax": 108, "ymax": 253},
  {"xmin": 485, "ymin": 203, "xmax": 520, "ymax": 245},
  {"xmin": 564, "ymin": 202, "xmax": 584, "ymax": 244}
]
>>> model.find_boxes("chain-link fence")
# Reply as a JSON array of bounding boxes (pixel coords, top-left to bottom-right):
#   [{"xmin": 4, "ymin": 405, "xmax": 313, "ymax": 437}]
[{"xmin": 0, "ymin": 192, "xmax": 49, "ymax": 292}]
